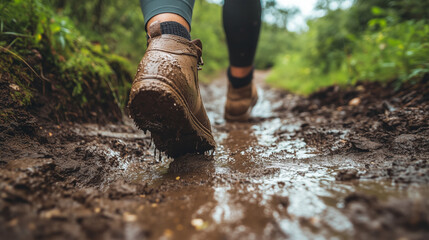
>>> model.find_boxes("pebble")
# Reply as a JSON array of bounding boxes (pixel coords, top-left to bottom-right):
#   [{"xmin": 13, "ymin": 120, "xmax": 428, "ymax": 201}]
[
  {"xmin": 123, "ymin": 212, "xmax": 137, "ymax": 222},
  {"xmin": 349, "ymin": 97, "xmax": 361, "ymax": 106},
  {"xmin": 191, "ymin": 218, "xmax": 205, "ymax": 230}
]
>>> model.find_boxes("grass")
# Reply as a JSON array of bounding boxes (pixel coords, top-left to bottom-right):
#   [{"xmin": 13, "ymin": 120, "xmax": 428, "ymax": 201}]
[{"xmin": 266, "ymin": 53, "xmax": 349, "ymax": 95}]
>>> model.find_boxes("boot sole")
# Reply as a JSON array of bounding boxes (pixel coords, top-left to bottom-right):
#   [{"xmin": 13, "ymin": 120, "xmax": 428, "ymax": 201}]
[{"xmin": 129, "ymin": 79, "xmax": 215, "ymax": 158}]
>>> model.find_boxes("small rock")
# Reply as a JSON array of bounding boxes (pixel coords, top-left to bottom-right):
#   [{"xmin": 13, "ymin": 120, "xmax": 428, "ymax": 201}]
[
  {"xmin": 336, "ymin": 169, "xmax": 359, "ymax": 181},
  {"xmin": 163, "ymin": 229, "xmax": 173, "ymax": 237},
  {"xmin": 382, "ymin": 101, "xmax": 396, "ymax": 112},
  {"xmin": 6, "ymin": 158, "xmax": 54, "ymax": 172},
  {"xmin": 41, "ymin": 208, "xmax": 63, "ymax": 219},
  {"xmin": 356, "ymin": 85, "xmax": 365, "ymax": 92},
  {"xmin": 272, "ymin": 195, "xmax": 289, "ymax": 208},
  {"xmin": 107, "ymin": 180, "xmax": 136, "ymax": 199},
  {"xmin": 349, "ymin": 97, "xmax": 361, "ymax": 106},
  {"xmin": 123, "ymin": 212, "xmax": 137, "ymax": 222},
  {"xmin": 8, "ymin": 218, "xmax": 18, "ymax": 227},
  {"xmin": 191, "ymin": 218, "xmax": 206, "ymax": 230},
  {"xmin": 277, "ymin": 181, "xmax": 285, "ymax": 187},
  {"xmin": 351, "ymin": 137, "xmax": 383, "ymax": 151}
]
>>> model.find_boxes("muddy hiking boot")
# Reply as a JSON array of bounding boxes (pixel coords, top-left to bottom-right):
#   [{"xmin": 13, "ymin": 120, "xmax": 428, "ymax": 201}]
[
  {"xmin": 224, "ymin": 81, "xmax": 258, "ymax": 121},
  {"xmin": 128, "ymin": 22, "xmax": 215, "ymax": 158}
]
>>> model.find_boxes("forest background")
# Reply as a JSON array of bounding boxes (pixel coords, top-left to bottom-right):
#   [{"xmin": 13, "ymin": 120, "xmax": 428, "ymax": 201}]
[{"xmin": 1, "ymin": 0, "xmax": 428, "ymax": 121}]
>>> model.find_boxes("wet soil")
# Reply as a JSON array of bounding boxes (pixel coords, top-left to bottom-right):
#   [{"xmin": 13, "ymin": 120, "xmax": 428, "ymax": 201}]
[{"xmin": 1, "ymin": 70, "xmax": 428, "ymax": 239}]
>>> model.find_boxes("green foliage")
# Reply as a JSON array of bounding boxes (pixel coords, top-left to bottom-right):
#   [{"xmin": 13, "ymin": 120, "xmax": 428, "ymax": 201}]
[
  {"xmin": 46, "ymin": 0, "xmax": 146, "ymax": 66},
  {"xmin": 0, "ymin": 108, "xmax": 14, "ymax": 123},
  {"xmin": 255, "ymin": 0, "xmax": 300, "ymax": 69},
  {"xmin": 0, "ymin": 49, "xmax": 35, "ymax": 107},
  {"xmin": 311, "ymin": 9, "xmax": 352, "ymax": 73},
  {"xmin": 192, "ymin": 0, "xmax": 228, "ymax": 80},
  {"xmin": 255, "ymin": 23, "xmax": 297, "ymax": 69},
  {"xmin": 267, "ymin": 53, "xmax": 348, "ymax": 94},
  {"xmin": 0, "ymin": 0, "xmax": 132, "ymax": 119},
  {"xmin": 268, "ymin": 0, "xmax": 429, "ymax": 94},
  {"xmin": 350, "ymin": 20, "xmax": 429, "ymax": 84}
]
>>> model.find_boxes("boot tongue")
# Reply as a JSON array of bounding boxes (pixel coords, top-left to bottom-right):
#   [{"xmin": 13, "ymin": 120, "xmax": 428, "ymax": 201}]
[{"xmin": 147, "ymin": 21, "xmax": 162, "ymax": 38}]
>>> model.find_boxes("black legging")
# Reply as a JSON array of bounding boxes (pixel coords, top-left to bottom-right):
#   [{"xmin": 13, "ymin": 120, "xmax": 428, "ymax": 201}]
[{"xmin": 140, "ymin": 0, "xmax": 261, "ymax": 67}]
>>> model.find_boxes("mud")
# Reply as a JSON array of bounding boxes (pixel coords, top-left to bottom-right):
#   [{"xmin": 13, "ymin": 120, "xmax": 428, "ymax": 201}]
[{"xmin": 1, "ymin": 70, "xmax": 428, "ymax": 239}]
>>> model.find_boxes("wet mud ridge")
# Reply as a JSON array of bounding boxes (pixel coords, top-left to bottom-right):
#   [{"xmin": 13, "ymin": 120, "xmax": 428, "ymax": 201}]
[{"xmin": 1, "ymin": 70, "xmax": 429, "ymax": 239}]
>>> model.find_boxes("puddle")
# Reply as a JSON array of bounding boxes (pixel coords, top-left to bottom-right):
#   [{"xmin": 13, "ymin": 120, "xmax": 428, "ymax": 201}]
[{"xmin": 115, "ymin": 73, "xmax": 429, "ymax": 239}]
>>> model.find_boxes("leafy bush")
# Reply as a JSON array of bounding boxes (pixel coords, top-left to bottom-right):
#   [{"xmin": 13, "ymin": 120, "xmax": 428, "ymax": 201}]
[
  {"xmin": 0, "ymin": 0, "xmax": 132, "ymax": 121},
  {"xmin": 46, "ymin": 0, "xmax": 146, "ymax": 67},
  {"xmin": 350, "ymin": 19, "xmax": 429, "ymax": 84},
  {"xmin": 268, "ymin": 1, "xmax": 429, "ymax": 94}
]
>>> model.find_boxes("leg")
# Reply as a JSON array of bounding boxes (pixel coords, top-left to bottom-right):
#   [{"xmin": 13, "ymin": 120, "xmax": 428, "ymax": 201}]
[
  {"xmin": 223, "ymin": 0, "xmax": 261, "ymax": 81},
  {"xmin": 140, "ymin": 0, "xmax": 195, "ymax": 31},
  {"xmin": 140, "ymin": 0, "xmax": 196, "ymax": 40},
  {"xmin": 223, "ymin": 0, "xmax": 261, "ymax": 121},
  {"xmin": 147, "ymin": 13, "xmax": 190, "ymax": 32}
]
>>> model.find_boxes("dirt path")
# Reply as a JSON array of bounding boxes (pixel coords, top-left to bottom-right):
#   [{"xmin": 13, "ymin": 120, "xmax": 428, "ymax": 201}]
[{"xmin": 1, "ymin": 70, "xmax": 428, "ymax": 239}]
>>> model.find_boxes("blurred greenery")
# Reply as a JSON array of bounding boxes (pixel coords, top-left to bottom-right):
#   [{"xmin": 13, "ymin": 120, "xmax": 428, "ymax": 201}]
[
  {"xmin": 267, "ymin": 0, "xmax": 429, "ymax": 94},
  {"xmin": 192, "ymin": 0, "xmax": 227, "ymax": 80}
]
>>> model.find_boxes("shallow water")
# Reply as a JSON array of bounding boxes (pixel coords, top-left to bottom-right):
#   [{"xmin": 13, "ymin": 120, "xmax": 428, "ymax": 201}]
[{"xmin": 111, "ymin": 71, "xmax": 429, "ymax": 239}]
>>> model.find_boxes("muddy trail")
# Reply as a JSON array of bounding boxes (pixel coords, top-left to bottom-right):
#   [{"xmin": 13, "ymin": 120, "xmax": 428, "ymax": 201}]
[{"xmin": 1, "ymin": 70, "xmax": 429, "ymax": 240}]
